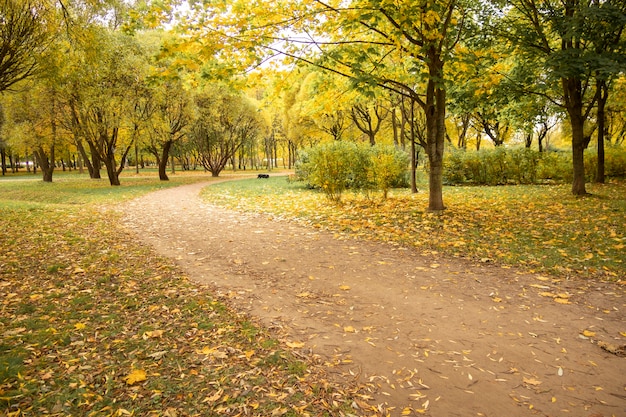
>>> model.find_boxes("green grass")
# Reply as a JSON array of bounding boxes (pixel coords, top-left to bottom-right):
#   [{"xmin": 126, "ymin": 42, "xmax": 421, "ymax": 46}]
[
  {"xmin": 0, "ymin": 171, "xmax": 212, "ymax": 206},
  {"xmin": 202, "ymin": 176, "xmax": 626, "ymax": 281}
]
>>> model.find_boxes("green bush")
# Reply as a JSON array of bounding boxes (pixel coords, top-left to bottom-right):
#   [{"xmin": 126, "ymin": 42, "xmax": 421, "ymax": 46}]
[
  {"xmin": 295, "ymin": 142, "xmax": 409, "ymax": 202},
  {"xmin": 537, "ymin": 151, "xmax": 572, "ymax": 182},
  {"xmin": 368, "ymin": 145, "xmax": 410, "ymax": 198},
  {"xmin": 585, "ymin": 146, "xmax": 626, "ymax": 179},
  {"xmin": 443, "ymin": 146, "xmax": 626, "ymax": 186}
]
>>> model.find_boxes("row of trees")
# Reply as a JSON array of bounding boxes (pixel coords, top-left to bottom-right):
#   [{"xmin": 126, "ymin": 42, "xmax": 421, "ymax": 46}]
[
  {"xmin": 1, "ymin": 0, "xmax": 625, "ymax": 211},
  {"xmin": 183, "ymin": 0, "xmax": 626, "ymax": 210}
]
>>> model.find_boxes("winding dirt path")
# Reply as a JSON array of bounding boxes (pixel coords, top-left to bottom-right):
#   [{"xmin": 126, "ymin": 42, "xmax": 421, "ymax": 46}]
[{"xmin": 120, "ymin": 181, "xmax": 625, "ymax": 417}]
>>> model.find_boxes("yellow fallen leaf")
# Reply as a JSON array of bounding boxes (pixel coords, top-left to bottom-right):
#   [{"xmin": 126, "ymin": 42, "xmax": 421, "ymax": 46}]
[
  {"xmin": 554, "ymin": 298, "xmax": 571, "ymax": 304},
  {"xmin": 124, "ymin": 369, "xmax": 147, "ymax": 385},
  {"xmin": 523, "ymin": 377, "xmax": 542, "ymax": 386},
  {"xmin": 199, "ymin": 346, "xmax": 214, "ymax": 355},
  {"xmin": 74, "ymin": 322, "xmax": 86, "ymax": 330},
  {"xmin": 286, "ymin": 341, "xmax": 305, "ymax": 348},
  {"xmin": 339, "ymin": 285, "xmax": 351, "ymax": 291},
  {"xmin": 492, "ymin": 297, "xmax": 502, "ymax": 303},
  {"xmin": 582, "ymin": 330, "xmax": 596, "ymax": 337},
  {"xmin": 619, "ymin": 332, "xmax": 626, "ymax": 337},
  {"xmin": 142, "ymin": 330, "xmax": 164, "ymax": 339},
  {"xmin": 402, "ymin": 407, "xmax": 412, "ymax": 415},
  {"xmin": 344, "ymin": 326, "xmax": 356, "ymax": 333}
]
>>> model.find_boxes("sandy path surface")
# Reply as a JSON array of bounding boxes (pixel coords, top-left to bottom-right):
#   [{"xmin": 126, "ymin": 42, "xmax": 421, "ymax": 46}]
[{"xmin": 120, "ymin": 181, "xmax": 625, "ymax": 417}]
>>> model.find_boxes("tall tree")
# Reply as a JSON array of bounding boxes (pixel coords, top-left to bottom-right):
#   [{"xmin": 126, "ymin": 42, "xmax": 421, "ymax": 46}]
[
  {"xmin": 190, "ymin": 85, "xmax": 263, "ymax": 177},
  {"xmin": 183, "ymin": 0, "xmax": 470, "ymax": 211},
  {"xmin": 146, "ymin": 80, "xmax": 191, "ymax": 180},
  {"xmin": 499, "ymin": 0, "xmax": 626, "ymax": 195}
]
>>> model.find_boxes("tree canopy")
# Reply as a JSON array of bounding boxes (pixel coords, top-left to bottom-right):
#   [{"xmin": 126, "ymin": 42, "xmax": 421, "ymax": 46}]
[{"xmin": 0, "ymin": 0, "xmax": 624, "ymax": 204}]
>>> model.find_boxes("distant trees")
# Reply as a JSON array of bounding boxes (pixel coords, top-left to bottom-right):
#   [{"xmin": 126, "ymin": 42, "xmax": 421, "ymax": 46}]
[{"xmin": 190, "ymin": 85, "xmax": 263, "ymax": 177}]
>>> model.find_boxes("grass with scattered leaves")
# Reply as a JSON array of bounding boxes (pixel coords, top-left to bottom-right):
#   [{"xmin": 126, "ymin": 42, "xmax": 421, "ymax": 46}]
[
  {"xmin": 0, "ymin": 176, "xmax": 372, "ymax": 417},
  {"xmin": 202, "ymin": 177, "xmax": 626, "ymax": 281}
]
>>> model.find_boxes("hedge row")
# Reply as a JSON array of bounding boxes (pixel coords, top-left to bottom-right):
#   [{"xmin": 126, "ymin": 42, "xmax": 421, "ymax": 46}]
[{"xmin": 443, "ymin": 147, "xmax": 626, "ymax": 185}]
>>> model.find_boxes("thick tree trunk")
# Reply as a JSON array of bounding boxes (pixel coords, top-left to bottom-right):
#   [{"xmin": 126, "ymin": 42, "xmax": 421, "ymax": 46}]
[
  {"xmin": 563, "ymin": 77, "xmax": 588, "ymax": 195},
  {"xmin": 424, "ymin": 55, "xmax": 446, "ymax": 211},
  {"xmin": 159, "ymin": 140, "xmax": 173, "ymax": 181},
  {"xmin": 1, "ymin": 148, "xmax": 6, "ymax": 175},
  {"xmin": 103, "ymin": 158, "xmax": 120, "ymax": 186},
  {"xmin": 86, "ymin": 140, "xmax": 101, "ymax": 179},
  {"xmin": 595, "ymin": 79, "xmax": 607, "ymax": 184},
  {"xmin": 34, "ymin": 146, "xmax": 54, "ymax": 182}
]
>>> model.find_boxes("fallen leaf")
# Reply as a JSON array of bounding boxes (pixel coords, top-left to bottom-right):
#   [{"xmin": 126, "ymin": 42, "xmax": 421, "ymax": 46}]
[
  {"xmin": 582, "ymin": 330, "xmax": 596, "ymax": 337},
  {"xmin": 286, "ymin": 341, "xmax": 305, "ymax": 348},
  {"xmin": 124, "ymin": 369, "xmax": 147, "ymax": 385},
  {"xmin": 344, "ymin": 326, "xmax": 356, "ymax": 333},
  {"xmin": 339, "ymin": 285, "xmax": 351, "ymax": 291},
  {"xmin": 142, "ymin": 329, "xmax": 164, "ymax": 339},
  {"xmin": 522, "ymin": 377, "xmax": 542, "ymax": 386}
]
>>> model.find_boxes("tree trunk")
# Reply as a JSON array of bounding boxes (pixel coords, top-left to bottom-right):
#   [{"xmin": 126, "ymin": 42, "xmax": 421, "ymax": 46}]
[
  {"xmin": 103, "ymin": 158, "xmax": 120, "ymax": 186},
  {"xmin": 34, "ymin": 146, "xmax": 54, "ymax": 182},
  {"xmin": 1, "ymin": 147, "xmax": 6, "ymax": 175},
  {"xmin": 86, "ymin": 140, "xmax": 101, "ymax": 179},
  {"xmin": 595, "ymin": 79, "xmax": 607, "ymax": 184},
  {"xmin": 424, "ymin": 55, "xmax": 446, "ymax": 211},
  {"xmin": 103, "ymin": 128, "xmax": 120, "ymax": 186},
  {"xmin": 159, "ymin": 140, "xmax": 173, "ymax": 181},
  {"xmin": 563, "ymin": 77, "xmax": 588, "ymax": 195}
]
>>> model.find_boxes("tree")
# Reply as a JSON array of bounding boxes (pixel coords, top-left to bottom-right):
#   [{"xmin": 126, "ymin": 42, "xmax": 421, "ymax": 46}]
[
  {"xmin": 351, "ymin": 102, "xmax": 387, "ymax": 146},
  {"xmin": 182, "ymin": 0, "xmax": 471, "ymax": 211},
  {"xmin": 146, "ymin": 80, "xmax": 191, "ymax": 180},
  {"xmin": 3, "ymin": 84, "xmax": 60, "ymax": 182},
  {"xmin": 500, "ymin": 0, "xmax": 626, "ymax": 195},
  {"xmin": 63, "ymin": 30, "xmax": 148, "ymax": 185},
  {"xmin": 0, "ymin": 0, "xmax": 52, "ymax": 92},
  {"xmin": 190, "ymin": 85, "xmax": 263, "ymax": 177}
]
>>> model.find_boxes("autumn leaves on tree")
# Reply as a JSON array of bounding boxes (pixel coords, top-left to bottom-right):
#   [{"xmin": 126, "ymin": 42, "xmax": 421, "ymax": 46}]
[{"xmin": 1, "ymin": 0, "xmax": 625, "ymax": 207}]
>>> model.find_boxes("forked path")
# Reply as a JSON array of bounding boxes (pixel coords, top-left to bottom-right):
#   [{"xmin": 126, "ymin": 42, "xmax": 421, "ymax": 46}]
[{"xmin": 120, "ymin": 181, "xmax": 625, "ymax": 417}]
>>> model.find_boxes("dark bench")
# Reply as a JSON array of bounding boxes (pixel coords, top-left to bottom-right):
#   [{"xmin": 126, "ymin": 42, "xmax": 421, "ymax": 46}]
[{"xmin": 257, "ymin": 174, "xmax": 270, "ymax": 179}]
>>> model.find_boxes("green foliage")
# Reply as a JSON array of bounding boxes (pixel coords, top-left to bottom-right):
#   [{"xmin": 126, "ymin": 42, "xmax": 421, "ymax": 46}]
[
  {"xmin": 444, "ymin": 147, "xmax": 626, "ymax": 185},
  {"xmin": 296, "ymin": 142, "xmax": 409, "ymax": 202},
  {"xmin": 586, "ymin": 146, "xmax": 626, "ymax": 178},
  {"xmin": 368, "ymin": 144, "xmax": 411, "ymax": 198}
]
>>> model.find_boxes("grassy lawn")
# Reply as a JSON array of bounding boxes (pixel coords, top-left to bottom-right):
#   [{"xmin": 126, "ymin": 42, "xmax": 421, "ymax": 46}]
[
  {"xmin": 202, "ymin": 176, "xmax": 626, "ymax": 281},
  {"xmin": 0, "ymin": 173, "xmax": 366, "ymax": 417}
]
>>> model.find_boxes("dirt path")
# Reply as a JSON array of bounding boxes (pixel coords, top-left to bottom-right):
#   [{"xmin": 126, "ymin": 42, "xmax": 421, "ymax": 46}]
[{"xmin": 120, "ymin": 181, "xmax": 625, "ymax": 417}]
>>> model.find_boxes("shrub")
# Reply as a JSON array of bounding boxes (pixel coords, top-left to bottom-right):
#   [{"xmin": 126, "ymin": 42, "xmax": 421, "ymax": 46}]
[
  {"xmin": 368, "ymin": 145, "xmax": 410, "ymax": 199},
  {"xmin": 295, "ymin": 142, "xmax": 409, "ymax": 202},
  {"xmin": 304, "ymin": 141, "xmax": 363, "ymax": 203}
]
